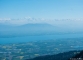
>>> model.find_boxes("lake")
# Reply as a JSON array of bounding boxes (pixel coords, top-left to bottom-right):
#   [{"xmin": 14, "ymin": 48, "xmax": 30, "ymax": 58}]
[{"xmin": 0, "ymin": 33, "xmax": 83, "ymax": 44}]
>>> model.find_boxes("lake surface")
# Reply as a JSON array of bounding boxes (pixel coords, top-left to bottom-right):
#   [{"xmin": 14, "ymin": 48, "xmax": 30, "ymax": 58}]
[{"xmin": 0, "ymin": 33, "xmax": 83, "ymax": 44}]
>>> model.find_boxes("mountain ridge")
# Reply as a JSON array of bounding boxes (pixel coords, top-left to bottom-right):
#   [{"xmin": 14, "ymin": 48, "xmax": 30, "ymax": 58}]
[{"xmin": 26, "ymin": 50, "xmax": 81, "ymax": 60}]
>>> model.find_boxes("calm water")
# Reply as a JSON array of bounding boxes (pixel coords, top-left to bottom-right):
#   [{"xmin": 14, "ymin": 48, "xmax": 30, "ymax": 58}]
[{"xmin": 0, "ymin": 33, "xmax": 83, "ymax": 44}]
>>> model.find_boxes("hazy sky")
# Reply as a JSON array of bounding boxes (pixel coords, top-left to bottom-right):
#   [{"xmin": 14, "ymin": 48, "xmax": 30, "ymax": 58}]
[{"xmin": 0, "ymin": 0, "xmax": 83, "ymax": 19}]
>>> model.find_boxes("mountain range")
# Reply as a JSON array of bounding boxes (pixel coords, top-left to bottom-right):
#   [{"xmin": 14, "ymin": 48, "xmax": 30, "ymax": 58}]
[
  {"xmin": 0, "ymin": 23, "xmax": 58, "ymax": 37},
  {"xmin": 0, "ymin": 23, "xmax": 83, "ymax": 38}
]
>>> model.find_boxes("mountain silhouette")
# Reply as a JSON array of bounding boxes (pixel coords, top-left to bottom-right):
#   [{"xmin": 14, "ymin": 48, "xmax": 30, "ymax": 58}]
[
  {"xmin": 26, "ymin": 50, "xmax": 80, "ymax": 60},
  {"xmin": 0, "ymin": 23, "xmax": 58, "ymax": 38},
  {"xmin": 70, "ymin": 50, "xmax": 83, "ymax": 60}
]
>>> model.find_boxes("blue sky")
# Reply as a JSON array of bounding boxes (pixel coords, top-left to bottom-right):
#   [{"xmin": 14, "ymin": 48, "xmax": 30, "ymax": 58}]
[{"xmin": 0, "ymin": 0, "xmax": 83, "ymax": 19}]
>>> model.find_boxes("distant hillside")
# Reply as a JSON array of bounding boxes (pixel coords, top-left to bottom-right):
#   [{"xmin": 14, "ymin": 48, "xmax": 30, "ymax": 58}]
[
  {"xmin": 0, "ymin": 23, "xmax": 83, "ymax": 38},
  {"xmin": 26, "ymin": 50, "xmax": 81, "ymax": 60},
  {"xmin": 0, "ymin": 23, "xmax": 59, "ymax": 38}
]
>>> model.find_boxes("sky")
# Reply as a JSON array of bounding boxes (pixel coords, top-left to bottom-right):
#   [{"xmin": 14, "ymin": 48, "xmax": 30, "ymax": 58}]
[
  {"xmin": 0, "ymin": 0, "xmax": 83, "ymax": 19},
  {"xmin": 0, "ymin": 0, "xmax": 83, "ymax": 38}
]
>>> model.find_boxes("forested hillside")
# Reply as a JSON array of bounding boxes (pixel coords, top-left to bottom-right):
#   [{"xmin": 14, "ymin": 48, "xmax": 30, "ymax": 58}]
[{"xmin": 27, "ymin": 50, "xmax": 81, "ymax": 60}]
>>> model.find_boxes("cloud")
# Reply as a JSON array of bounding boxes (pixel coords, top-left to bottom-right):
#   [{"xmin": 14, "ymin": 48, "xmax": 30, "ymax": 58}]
[
  {"xmin": 0, "ymin": 18, "xmax": 11, "ymax": 21},
  {"xmin": 0, "ymin": 17, "xmax": 83, "ymax": 27},
  {"xmin": 0, "ymin": 17, "xmax": 47, "ymax": 25}
]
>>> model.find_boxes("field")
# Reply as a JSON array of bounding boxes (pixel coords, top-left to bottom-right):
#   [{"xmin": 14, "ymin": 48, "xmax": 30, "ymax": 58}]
[{"xmin": 0, "ymin": 38, "xmax": 83, "ymax": 60}]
